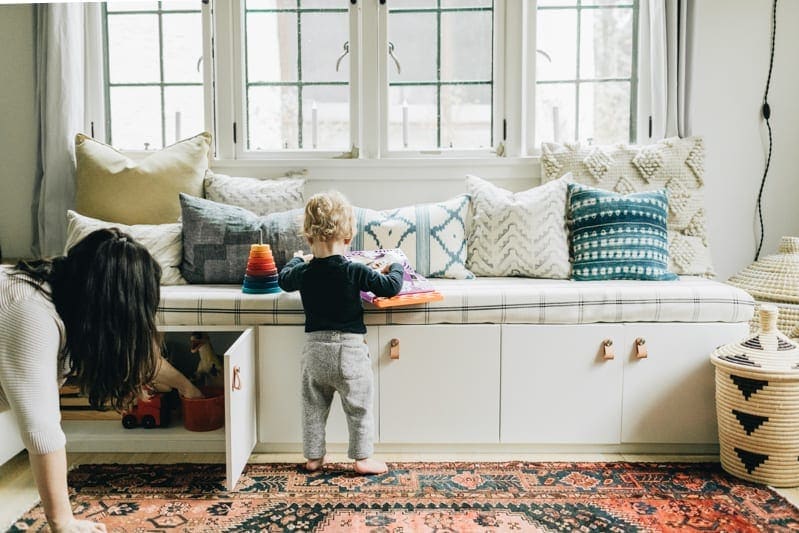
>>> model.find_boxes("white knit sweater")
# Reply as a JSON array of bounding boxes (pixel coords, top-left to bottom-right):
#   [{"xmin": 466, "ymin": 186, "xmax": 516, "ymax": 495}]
[{"xmin": 0, "ymin": 266, "xmax": 67, "ymax": 455}]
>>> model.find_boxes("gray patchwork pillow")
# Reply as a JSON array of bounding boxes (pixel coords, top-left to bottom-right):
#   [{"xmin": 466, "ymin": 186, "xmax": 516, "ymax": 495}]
[
  {"xmin": 203, "ymin": 171, "xmax": 305, "ymax": 216},
  {"xmin": 179, "ymin": 193, "xmax": 305, "ymax": 284}
]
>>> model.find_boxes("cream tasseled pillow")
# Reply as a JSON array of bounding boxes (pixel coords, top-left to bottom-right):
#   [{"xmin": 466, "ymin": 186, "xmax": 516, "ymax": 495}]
[
  {"xmin": 74, "ymin": 132, "xmax": 211, "ymax": 225},
  {"xmin": 64, "ymin": 210, "xmax": 186, "ymax": 285}
]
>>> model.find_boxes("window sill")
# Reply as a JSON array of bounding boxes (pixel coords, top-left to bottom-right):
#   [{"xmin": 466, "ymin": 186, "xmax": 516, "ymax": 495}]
[{"xmin": 209, "ymin": 155, "xmax": 543, "ymax": 181}]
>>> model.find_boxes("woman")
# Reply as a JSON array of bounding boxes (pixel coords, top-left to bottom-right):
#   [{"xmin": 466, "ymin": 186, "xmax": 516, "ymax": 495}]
[{"xmin": 0, "ymin": 228, "xmax": 201, "ymax": 533}]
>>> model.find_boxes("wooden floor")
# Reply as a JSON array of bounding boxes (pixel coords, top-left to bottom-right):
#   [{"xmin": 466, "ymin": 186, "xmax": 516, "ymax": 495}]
[{"xmin": 2, "ymin": 451, "xmax": 798, "ymax": 529}]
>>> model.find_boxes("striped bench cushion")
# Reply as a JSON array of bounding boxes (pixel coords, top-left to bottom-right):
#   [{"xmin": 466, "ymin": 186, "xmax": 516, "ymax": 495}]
[{"xmin": 157, "ymin": 277, "xmax": 754, "ymax": 327}]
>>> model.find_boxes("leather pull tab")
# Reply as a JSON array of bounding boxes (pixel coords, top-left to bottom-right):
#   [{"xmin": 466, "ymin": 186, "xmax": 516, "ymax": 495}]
[
  {"xmin": 636, "ymin": 338, "xmax": 648, "ymax": 359},
  {"xmin": 390, "ymin": 338, "xmax": 400, "ymax": 360},
  {"xmin": 602, "ymin": 339, "xmax": 615, "ymax": 360}
]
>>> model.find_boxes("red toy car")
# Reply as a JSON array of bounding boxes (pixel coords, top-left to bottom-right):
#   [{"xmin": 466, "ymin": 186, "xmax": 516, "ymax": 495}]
[{"xmin": 121, "ymin": 391, "xmax": 170, "ymax": 429}]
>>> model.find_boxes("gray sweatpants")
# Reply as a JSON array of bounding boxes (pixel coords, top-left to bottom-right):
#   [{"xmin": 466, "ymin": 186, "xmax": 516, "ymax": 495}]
[{"xmin": 301, "ymin": 330, "xmax": 374, "ymax": 460}]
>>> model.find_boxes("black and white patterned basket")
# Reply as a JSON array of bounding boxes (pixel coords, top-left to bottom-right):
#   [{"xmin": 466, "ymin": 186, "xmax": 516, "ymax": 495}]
[{"xmin": 711, "ymin": 304, "xmax": 799, "ymax": 487}]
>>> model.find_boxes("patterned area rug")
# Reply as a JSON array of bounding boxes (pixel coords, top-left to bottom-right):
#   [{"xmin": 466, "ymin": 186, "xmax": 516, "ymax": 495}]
[{"xmin": 9, "ymin": 461, "xmax": 799, "ymax": 532}]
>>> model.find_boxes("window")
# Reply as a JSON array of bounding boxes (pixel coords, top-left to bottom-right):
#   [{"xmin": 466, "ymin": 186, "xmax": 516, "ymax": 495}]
[
  {"xmin": 98, "ymin": 0, "xmax": 640, "ymax": 159},
  {"xmin": 243, "ymin": 0, "xmax": 350, "ymax": 151},
  {"xmin": 103, "ymin": 0, "xmax": 205, "ymax": 150},
  {"xmin": 535, "ymin": 0, "xmax": 638, "ymax": 145},
  {"xmin": 386, "ymin": 1, "xmax": 495, "ymax": 151}
]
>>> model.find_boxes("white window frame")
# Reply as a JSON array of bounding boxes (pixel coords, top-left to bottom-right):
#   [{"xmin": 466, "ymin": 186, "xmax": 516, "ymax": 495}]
[{"xmin": 87, "ymin": 0, "xmax": 648, "ymax": 172}]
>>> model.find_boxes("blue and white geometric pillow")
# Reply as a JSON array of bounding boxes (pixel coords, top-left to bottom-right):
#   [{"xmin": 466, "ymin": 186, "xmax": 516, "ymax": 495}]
[
  {"xmin": 352, "ymin": 195, "xmax": 474, "ymax": 279},
  {"xmin": 567, "ymin": 183, "xmax": 678, "ymax": 281}
]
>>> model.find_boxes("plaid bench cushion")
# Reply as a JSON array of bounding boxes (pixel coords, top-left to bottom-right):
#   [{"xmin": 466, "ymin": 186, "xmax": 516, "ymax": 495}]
[{"xmin": 157, "ymin": 277, "xmax": 754, "ymax": 327}]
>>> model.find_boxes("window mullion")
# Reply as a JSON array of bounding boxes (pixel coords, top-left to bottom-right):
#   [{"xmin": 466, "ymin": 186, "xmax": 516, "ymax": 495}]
[
  {"xmin": 202, "ymin": 0, "xmax": 215, "ymax": 155},
  {"xmin": 363, "ymin": 0, "xmax": 382, "ymax": 159},
  {"xmin": 213, "ymin": 0, "xmax": 238, "ymax": 159},
  {"xmin": 349, "ymin": 1, "xmax": 360, "ymax": 156},
  {"xmin": 84, "ymin": 3, "xmax": 106, "ymax": 142}
]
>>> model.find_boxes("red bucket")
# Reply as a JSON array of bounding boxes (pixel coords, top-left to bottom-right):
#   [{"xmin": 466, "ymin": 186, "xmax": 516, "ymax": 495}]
[{"xmin": 181, "ymin": 387, "xmax": 224, "ymax": 431}]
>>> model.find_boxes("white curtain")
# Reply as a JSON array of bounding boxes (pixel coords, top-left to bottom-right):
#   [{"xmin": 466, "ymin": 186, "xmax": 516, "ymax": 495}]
[
  {"xmin": 648, "ymin": 0, "xmax": 693, "ymax": 139},
  {"xmin": 31, "ymin": 3, "xmax": 103, "ymax": 258}
]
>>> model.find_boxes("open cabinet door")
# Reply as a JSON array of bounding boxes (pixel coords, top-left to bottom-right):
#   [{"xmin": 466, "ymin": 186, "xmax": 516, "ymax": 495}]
[{"xmin": 224, "ymin": 327, "xmax": 256, "ymax": 490}]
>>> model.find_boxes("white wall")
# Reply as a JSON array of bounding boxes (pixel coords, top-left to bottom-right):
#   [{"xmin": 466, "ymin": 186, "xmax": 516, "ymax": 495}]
[
  {"xmin": 0, "ymin": 1, "xmax": 797, "ymax": 279},
  {"xmin": 0, "ymin": 4, "xmax": 36, "ymax": 260},
  {"xmin": 691, "ymin": 0, "xmax": 799, "ymax": 279}
]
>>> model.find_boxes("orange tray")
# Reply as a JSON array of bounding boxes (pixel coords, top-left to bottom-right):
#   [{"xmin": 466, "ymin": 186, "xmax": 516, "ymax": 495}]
[{"xmin": 367, "ymin": 291, "xmax": 444, "ymax": 309}]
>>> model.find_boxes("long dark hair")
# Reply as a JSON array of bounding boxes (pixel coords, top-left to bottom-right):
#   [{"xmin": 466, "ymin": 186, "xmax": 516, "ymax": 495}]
[{"xmin": 12, "ymin": 228, "xmax": 162, "ymax": 411}]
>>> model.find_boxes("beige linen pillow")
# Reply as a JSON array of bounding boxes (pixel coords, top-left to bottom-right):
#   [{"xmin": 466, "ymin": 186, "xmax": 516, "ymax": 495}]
[
  {"xmin": 74, "ymin": 132, "xmax": 211, "ymax": 225},
  {"xmin": 65, "ymin": 210, "xmax": 186, "ymax": 285}
]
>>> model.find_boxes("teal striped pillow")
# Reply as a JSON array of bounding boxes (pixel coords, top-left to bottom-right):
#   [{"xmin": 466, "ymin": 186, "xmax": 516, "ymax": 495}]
[{"xmin": 568, "ymin": 183, "xmax": 678, "ymax": 281}]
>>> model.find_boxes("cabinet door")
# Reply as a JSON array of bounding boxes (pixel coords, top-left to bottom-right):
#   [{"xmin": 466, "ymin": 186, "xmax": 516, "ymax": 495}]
[
  {"xmin": 224, "ymin": 327, "xmax": 257, "ymax": 490},
  {"xmin": 621, "ymin": 322, "xmax": 748, "ymax": 444},
  {"xmin": 378, "ymin": 325, "xmax": 500, "ymax": 443},
  {"xmin": 501, "ymin": 324, "xmax": 623, "ymax": 444},
  {"xmin": 257, "ymin": 326, "xmax": 379, "ymax": 444}
]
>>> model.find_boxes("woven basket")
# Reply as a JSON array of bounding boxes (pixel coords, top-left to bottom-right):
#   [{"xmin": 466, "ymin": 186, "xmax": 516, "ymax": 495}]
[
  {"xmin": 710, "ymin": 304, "xmax": 799, "ymax": 487},
  {"xmin": 728, "ymin": 237, "xmax": 799, "ymax": 335}
]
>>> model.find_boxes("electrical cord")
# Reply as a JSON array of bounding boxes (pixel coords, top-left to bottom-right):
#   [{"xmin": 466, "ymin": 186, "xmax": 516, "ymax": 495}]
[{"xmin": 755, "ymin": 0, "xmax": 778, "ymax": 261}]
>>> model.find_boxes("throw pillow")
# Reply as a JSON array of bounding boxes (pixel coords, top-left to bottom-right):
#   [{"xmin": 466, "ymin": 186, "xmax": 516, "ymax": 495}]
[
  {"xmin": 352, "ymin": 196, "xmax": 473, "ymax": 279},
  {"xmin": 541, "ymin": 136, "xmax": 714, "ymax": 277},
  {"xmin": 203, "ymin": 171, "xmax": 305, "ymax": 216},
  {"xmin": 75, "ymin": 132, "xmax": 211, "ymax": 225},
  {"xmin": 179, "ymin": 193, "xmax": 305, "ymax": 284},
  {"xmin": 64, "ymin": 210, "xmax": 186, "ymax": 285},
  {"xmin": 466, "ymin": 174, "xmax": 572, "ymax": 278},
  {"xmin": 567, "ymin": 183, "xmax": 678, "ymax": 281}
]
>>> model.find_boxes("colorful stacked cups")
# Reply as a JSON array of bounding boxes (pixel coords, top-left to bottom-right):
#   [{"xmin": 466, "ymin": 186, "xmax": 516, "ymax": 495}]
[{"xmin": 242, "ymin": 244, "xmax": 281, "ymax": 294}]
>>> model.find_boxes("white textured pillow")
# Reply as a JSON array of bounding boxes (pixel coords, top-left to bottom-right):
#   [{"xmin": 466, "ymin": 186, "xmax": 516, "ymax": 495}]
[
  {"xmin": 541, "ymin": 136, "xmax": 714, "ymax": 277},
  {"xmin": 65, "ymin": 210, "xmax": 186, "ymax": 285},
  {"xmin": 204, "ymin": 171, "xmax": 305, "ymax": 216},
  {"xmin": 466, "ymin": 174, "xmax": 572, "ymax": 278},
  {"xmin": 352, "ymin": 196, "xmax": 474, "ymax": 279}
]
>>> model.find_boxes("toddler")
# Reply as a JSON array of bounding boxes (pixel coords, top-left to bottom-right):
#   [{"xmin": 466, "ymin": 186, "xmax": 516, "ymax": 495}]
[{"xmin": 278, "ymin": 191, "xmax": 404, "ymax": 474}]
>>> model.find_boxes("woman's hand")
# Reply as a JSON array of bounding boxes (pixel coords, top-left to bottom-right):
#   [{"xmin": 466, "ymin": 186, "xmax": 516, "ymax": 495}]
[
  {"xmin": 152, "ymin": 356, "xmax": 204, "ymax": 399},
  {"xmin": 178, "ymin": 382, "xmax": 204, "ymax": 399}
]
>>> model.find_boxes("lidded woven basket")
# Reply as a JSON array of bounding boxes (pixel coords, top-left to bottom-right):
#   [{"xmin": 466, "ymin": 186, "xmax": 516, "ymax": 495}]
[
  {"xmin": 710, "ymin": 304, "xmax": 799, "ymax": 487},
  {"xmin": 727, "ymin": 236, "xmax": 799, "ymax": 335}
]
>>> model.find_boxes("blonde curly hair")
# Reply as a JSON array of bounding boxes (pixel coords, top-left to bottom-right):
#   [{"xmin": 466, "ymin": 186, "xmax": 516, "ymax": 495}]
[{"xmin": 303, "ymin": 190, "xmax": 355, "ymax": 243}]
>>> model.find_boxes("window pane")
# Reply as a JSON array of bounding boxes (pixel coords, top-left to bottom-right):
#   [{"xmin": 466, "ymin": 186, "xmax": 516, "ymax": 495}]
[
  {"xmin": 301, "ymin": 0, "xmax": 348, "ymax": 9},
  {"xmin": 440, "ymin": 84, "xmax": 491, "ymax": 149},
  {"xmin": 583, "ymin": 0, "xmax": 634, "ymax": 5},
  {"xmin": 246, "ymin": 0, "xmax": 296, "ymax": 8},
  {"xmin": 106, "ymin": 2, "xmax": 158, "ymax": 12},
  {"xmin": 301, "ymin": 12, "xmax": 348, "ymax": 83},
  {"xmin": 107, "ymin": 14, "xmax": 160, "ymax": 83},
  {"xmin": 391, "ymin": 0, "xmax": 437, "ymax": 8},
  {"xmin": 109, "ymin": 86, "xmax": 162, "ymax": 150},
  {"xmin": 536, "ymin": 9, "xmax": 577, "ymax": 81},
  {"xmin": 301, "ymin": 86, "xmax": 350, "ymax": 150},
  {"xmin": 162, "ymin": 13, "xmax": 203, "ymax": 83},
  {"xmin": 579, "ymin": 8, "xmax": 633, "ymax": 79},
  {"xmin": 247, "ymin": 12, "xmax": 298, "ymax": 83},
  {"xmin": 388, "ymin": 86, "xmax": 436, "ymax": 150},
  {"xmin": 441, "ymin": 11, "xmax": 492, "ymax": 82},
  {"xmin": 536, "ymin": 82, "xmax": 576, "ymax": 144},
  {"xmin": 160, "ymin": 0, "xmax": 201, "ymax": 10},
  {"xmin": 441, "ymin": 0, "xmax": 492, "ymax": 6},
  {"xmin": 388, "ymin": 13, "xmax": 437, "ymax": 82},
  {"xmin": 248, "ymin": 86, "xmax": 299, "ymax": 150},
  {"xmin": 537, "ymin": 1, "xmax": 577, "ymax": 6},
  {"xmin": 578, "ymin": 81, "xmax": 630, "ymax": 144},
  {"xmin": 164, "ymin": 86, "xmax": 204, "ymax": 144}
]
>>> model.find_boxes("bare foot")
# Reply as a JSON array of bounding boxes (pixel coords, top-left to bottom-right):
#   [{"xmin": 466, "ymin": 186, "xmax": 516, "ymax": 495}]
[
  {"xmin": 305, "ymin": 455, "xmax": 327, "ymax": 472},
  {"xmin": 354, "ymin": 457, "xmax": 388, "ymax": 475}
]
